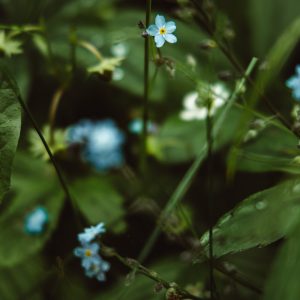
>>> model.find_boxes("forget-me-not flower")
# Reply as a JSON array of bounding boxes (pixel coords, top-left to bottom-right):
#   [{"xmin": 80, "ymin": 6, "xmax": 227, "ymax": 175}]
[
  {"xmin": 286, "ymin": 65, "xmax": 300, "ymax": 101},
  {"xmin": 74, "ymin": 242, "xmax": 101, "ymax": 269},
  {"xmin": 67, "ymin": 119, "xmax": 125, "ymax": 171},
  {"xmin": 78, "ymin": 222, "xmax": 106, "ymax": 244},
  {"xmin": 24, "ymin": 206, "xmax": 49, "ymax": 235},
  {"xmin": 74, "ymin": 222, "xmax": 110, "ymax": 282},
  {"xmin": 147, "ymin": 15, "xmax": 177, "ymax": 48},
  {"xmin": 85, "ymin": 257, "xmax": 110, "ymax": 282}
]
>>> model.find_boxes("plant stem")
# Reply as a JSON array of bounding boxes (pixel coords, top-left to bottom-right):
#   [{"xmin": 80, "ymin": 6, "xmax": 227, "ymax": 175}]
[
  {"xmin": 102, "ymin": 244, "xmax": 204, "ymax": 300},
  {"xmin": 140, "ymin": 0, "xmax": 152, "ymax": 174},
  {"xmin": 49, "ymin": 84, "xmax": 66, "ymax": 145}
]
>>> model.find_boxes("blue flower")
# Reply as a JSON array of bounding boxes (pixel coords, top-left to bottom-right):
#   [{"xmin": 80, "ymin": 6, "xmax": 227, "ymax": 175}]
[
  {"xmin": 74, "ymin": 242, "xmax": 101, "ymax": 269},
  {"xmin": 67, "ymin": 119, "xmax": 93, "ymax": 144},
  {"xmin": 147, "ymin": 15, "xmax": 177, "ymax": 48},
  {"xmin": 67, "ymin": 119, "xmax": 125, "ymax": 171},
  {"xmin": 78, "ymin": 223, "xmax": 106, "ymax": 244},
  {"xmin": 85, "ymin": 256, "xmax": 110, "ymax": 282},
  {"xmin": 286, "ymin": 65, "xmax": 300, "ymax": 101},
  {"xmin": 128, "ymin": 119, "xmax": 157, "ymax": 135},
  {"xmin": 24, "ymin": 206, "xmax": 49, "ymax": 235}
]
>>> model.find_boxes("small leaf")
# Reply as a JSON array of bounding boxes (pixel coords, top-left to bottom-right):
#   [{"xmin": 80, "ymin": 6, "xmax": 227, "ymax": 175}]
[
  {"xmin": 88, "ymin": 57, "xmax": 124, "ymax": 75},
  {"xmin": 0, "ymin": 31, "xmax": 22, "ymax": 57},
  {"xmin": 199, "ymin": 179, "xmax": 300, "ymax": 258}
]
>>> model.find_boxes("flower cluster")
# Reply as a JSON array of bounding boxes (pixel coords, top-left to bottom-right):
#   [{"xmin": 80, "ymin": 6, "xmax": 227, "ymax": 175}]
[
  {"xmin": 286, "ymin": 65, "xmax": 300, "ymax": 101},
  {"xmin": 67, "ymin": 119, "xmax": 125, "ymax": 171},
  {"xmin": 24, "ymin": 206, "xmax": 49, "ymax": 235},
  {"xmin": 147, "ymin": 15, "xmax": 177, "ymax": 48},
  {"xmin": 74, "ymin": 223, "xmax": 110, "ymax": 282},
  {"xmin": 180, "ymin": 83, "xmax": 229, "ymax": 121}
]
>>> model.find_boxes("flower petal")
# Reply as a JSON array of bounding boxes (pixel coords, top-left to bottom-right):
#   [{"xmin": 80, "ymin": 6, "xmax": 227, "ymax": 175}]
[
  {"xmin": 164, "ymin": 33, "xmax": 177, "ymax": 44},
  {"xmin": 154, "ymin": 34, "xmax": 165, "ymax": 48},
  {"xmin": 165, "ymin": 21, "xmax": 176, "ymax": 33},
  {"xmin": 146, "ymin": 25, "xmax": 158, "ymax": 36},
  {"xmin": 155, "ymin": 15, "xmax": 166, "ymax": 28}
]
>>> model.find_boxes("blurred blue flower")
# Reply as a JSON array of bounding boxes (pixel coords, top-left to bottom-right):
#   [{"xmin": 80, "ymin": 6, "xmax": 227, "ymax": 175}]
[
  {"xmin": 147, "ymin": 15, "xmax": 177, "ymax": 48},
  {"xmin": 78, "ymin": 222, "xmax": 106, "ymax": 244},
  {"xmin": 74, "ymin": 242, "xmax": 100, "ymax": 269},
  {"xmin": 24, "ymin": 206, "xmax": 49, "ymax": 235},
  {"xmin": 286, "ymin": 65, "xmax": 300, "ymax": 101},
  {"xmin": 85, "ymin": 256, "xmax": 110, "ymax": 282},
  {"xmin": 67, "ymin": 119, "xmax": 93, "ymax": 144},
  {"xmin": 128, "ymin": 119, "xmax": 156, "ymax": 135},
  {"xmin": 67, "ymin": 119, "xmax": 125, "ymax": 171}
]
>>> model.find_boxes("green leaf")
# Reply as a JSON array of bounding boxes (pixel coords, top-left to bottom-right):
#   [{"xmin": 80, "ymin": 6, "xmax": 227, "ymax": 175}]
[
  {"xmin": 70, "ymin": 176, "xmax": 126, "ymax": 233},
  {"xmin": 199, "ymin": 179, "xmax": 300, "ymax": 258},
  {"xmin": 249, "ymin": 0, "xmax": 300, "ymax": 56},
  {"xmin": 0, "ymin": 31, "xmax": 22, "ymax": 57},
  {"xmin": 0, "ymin": 152, "xmax": 64, "ymax": 267},
  {"xmin": 234, "ymin": 126, "xmax": 298, "ymax": 173},
  {"xmin": 263, "ymin": 221, "xmax": 300, "ymax": 300},
  {"xmin": 0, "ymin": 255, "xmax": 46, "ymax": 300},
  {"xmin": 0, "ymin": 69, "xmax": 21, "ymax": 202},
  {"xmin": 88, "ymin": 57, "xmax": 124, "ymax": 75}
]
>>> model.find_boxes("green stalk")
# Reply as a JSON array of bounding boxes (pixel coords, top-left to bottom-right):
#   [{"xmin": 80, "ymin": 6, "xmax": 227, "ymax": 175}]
[{"xmin": 140, "ymin": 0, "xmax": 152, "ymax": 174}]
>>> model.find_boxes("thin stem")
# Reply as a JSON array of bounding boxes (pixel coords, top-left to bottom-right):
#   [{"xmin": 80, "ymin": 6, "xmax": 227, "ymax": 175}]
[
  {"xmin": 140, "ymin": 0, "xmax": 152, "ymax": 174},
  {"xmin": 49, "ymin": 84, "xmax": 66, "ymax": 145},
  {"xmin": 78, "ymin": 40, "xmax": 103, "ymax": 61},
  {"xmin": 206, "ymin": 103, "xmax": 218, "ymax": 300},
  {"xmin": 16, "ymin": 92, "xmax": 82, "ymax": 228},
  {"xmin": 102, "ymin": 244, "xmax": 204, "ymax": 300}
]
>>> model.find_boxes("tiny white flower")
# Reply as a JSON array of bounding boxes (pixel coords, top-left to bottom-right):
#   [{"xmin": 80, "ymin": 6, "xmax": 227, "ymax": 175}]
[{"xmin": 180, "ymin": 83, "xmax": 229, "ymax": 121}]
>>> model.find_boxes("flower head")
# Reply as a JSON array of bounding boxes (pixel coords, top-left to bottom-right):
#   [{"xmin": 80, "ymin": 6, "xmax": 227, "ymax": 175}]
[
  {"xmin": 74, "ymin": 242, "xmax": 100, "ymax": 269},
  {"xmin": 180, "ymin": 83, "xmax": 229, "ymax": 121},
  {"xmin": 85, "ymin": 256, "xmax": 110, "ymax": 282},
  {"xmin": 24, "ymin": 206, "xmax": 49, "ymax": 235},
  {"xmin": 286, "ymin": 65, "xmax": 300, "ymax": 101},
  {"xmin": 78, "ymin": 223, "xmax": 106, "ymax": 244},
  {"xmin": 147, "ymin": 15, "xmax": 177, "ymax": 48},
  {"xmin": 67, "ymin": 119, "xmax": 125, "ymax": 171}
]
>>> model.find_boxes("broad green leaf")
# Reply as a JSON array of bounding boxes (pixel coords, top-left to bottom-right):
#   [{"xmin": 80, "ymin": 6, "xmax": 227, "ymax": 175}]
[
  {"xmin": 0, "ymin": 255, "xmax": 46, "ymax": 300},
  {"xmin": 249, "ymin": 0, "xmax": 300, "ymax": 56},
  {"xmin": 234, "ymin": 126, "xmax": 298, "ymax": 173},
  {"xmin": 70, "ymin": 176, "xmax": 126, "ymax": 233},
  {"xmin": 0, "ymin": 70, "xmax": 21, "ymax": 202},
  {"xmin": 199, "ymin": 179, "xmax": 300, "ymax": 258},
  {"xmin": 0, "ymin": 152, "xmax": 64, "ymax": 267},
  {"xmin": 263, "ymin": 221, "xmax": 300, "ymax": 300}
]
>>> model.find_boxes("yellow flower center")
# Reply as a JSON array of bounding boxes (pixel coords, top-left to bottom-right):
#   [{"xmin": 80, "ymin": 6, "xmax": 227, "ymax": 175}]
[
  {"xmin": 159, "ymin": 27, "xmax": 166, "ymax": 35},
  {"xmin": 85, "ymin": 249, "xmax": 92, "ymax": 257}
]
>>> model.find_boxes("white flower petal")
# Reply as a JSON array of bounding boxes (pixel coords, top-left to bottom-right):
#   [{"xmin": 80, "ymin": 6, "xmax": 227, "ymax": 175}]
[
  {"xmin": 155, "ymin": 34, "xmax": 165, "ymax": 48},
  {"xmin": 147, "ymin": 25, "xmax": 159, "ymax": 36},
  {"xmin": 155, "ymin": 15, "xmax": 166, "ymax": 28},
  {"xmin": 183, "ymin": 91, "xmax": 199, "ymax": 110},
  {"xmin": 164, "ymin": 33, "xmax": 177, "ymax": 44},
  {"xmin": 165, "ymin": 21, "xmax": 176, "ymax": 33}
]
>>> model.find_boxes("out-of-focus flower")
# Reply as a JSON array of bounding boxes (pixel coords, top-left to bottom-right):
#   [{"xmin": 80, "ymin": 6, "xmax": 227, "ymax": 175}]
[
  {"xmin": 147, "ymin": 15, "xmax": 177, "ymax": 48},
  {"xmin": 67, "ymin": 119, "xmax": 125, "ymax": 171},
  {"xmin": 286, "ymin": 65, "xmax": 300, "ymax": 101},
  {"xmin": 24, "ymin": 206, "xmax": 49, "ymax": 235},
  {"xmin": 78, "ymin": 223, "xmax": 106, "ymax": 244},
  {"xmin": 112, "ymin": 68, "xmax": 125, "ymax": 81},
  {"xmin": 128, "ymin": 119, "xmax": 157, "ymax": 135},
  {"xmin": 111, "ymin": 43, "xmax": 129, "ymax": 57},
  {"xmin": 180, "ymin": 83, "xmax": 229, "ymax": 121},
  {"xmin": 74, "ymin": 242, "xmax": 100, "ymax": 269}
]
